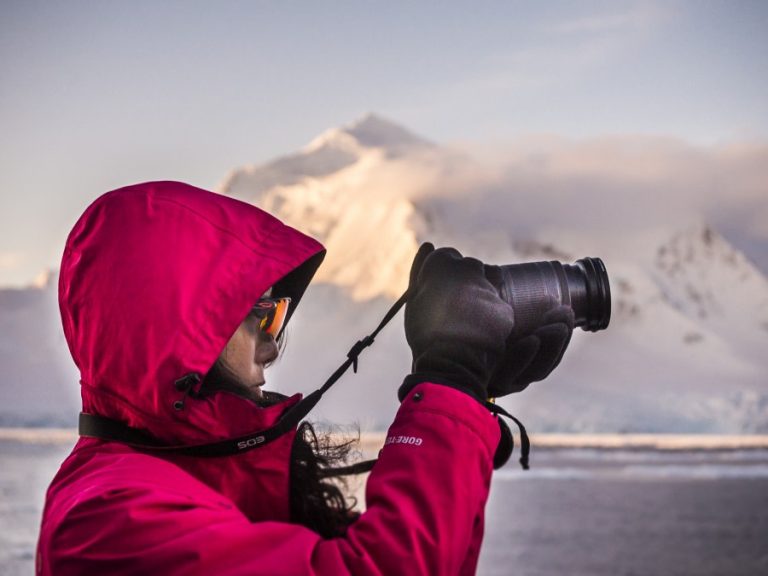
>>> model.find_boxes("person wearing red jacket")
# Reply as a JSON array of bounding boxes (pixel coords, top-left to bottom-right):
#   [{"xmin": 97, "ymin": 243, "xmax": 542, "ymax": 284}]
[{"xmin": 37, "ymin": 181, "xmax": 572, "ymax": 575}]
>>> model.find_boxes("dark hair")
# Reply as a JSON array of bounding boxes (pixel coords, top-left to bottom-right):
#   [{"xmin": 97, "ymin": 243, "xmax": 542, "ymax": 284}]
[
  {"xmin": 202, "ymin": 331, "xmax": 360, "ymax": 538},
  {"xmin": 290, "ymin": 422, "xmax": 360, "ymax": 538}
]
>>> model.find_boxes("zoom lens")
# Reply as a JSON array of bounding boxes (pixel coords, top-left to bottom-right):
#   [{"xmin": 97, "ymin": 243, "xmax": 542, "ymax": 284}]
[{"xmin": 494, "ymin": 257, "xmax": 611, "ymax": 335}]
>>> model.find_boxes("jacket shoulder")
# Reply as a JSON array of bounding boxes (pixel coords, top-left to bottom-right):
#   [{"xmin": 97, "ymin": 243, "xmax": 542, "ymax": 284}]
[{"xmin": 47, "ymin": 441, "xmax": 239, "ymax": 513}]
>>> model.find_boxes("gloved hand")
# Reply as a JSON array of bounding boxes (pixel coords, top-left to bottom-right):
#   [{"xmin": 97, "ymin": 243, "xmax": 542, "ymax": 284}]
[
  {"xmin": 399, "ymin": 243, "xmax": 515, "ymax": 403},
  {"xmin": 486, "ymin": 305, "xmax": 575, "ymax": 397}
]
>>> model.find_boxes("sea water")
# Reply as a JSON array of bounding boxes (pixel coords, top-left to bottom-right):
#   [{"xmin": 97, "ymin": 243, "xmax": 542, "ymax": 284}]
[
  {"xmin": 480, "ymin": 448, "xmax": 768, "ymax": 576},
  {"xmin": 2, "ymin": 434, "xmax": 767, "ymax": 576}
]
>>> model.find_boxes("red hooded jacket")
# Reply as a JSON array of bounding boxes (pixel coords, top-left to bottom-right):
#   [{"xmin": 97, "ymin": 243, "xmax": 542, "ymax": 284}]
[{"xmin": 37, "ymin": 181, "xmax": 500, "ymax": 575}]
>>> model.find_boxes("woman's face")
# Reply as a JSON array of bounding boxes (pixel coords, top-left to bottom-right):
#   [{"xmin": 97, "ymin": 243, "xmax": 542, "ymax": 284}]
[{"xmin": 217, "ymin": 301, "xmax": 280, "ymax": 401}]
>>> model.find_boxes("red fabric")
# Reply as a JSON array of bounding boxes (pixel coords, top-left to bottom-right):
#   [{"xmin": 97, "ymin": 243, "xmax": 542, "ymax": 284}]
[{"xmin": 37, "ymin": 181, "xmax": 501, "ymax": 575}]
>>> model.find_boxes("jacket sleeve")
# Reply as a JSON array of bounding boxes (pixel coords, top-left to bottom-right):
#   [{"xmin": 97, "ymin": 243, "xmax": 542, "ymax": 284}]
[{"xmin": 44, "ymin": 383, "xmax": 500, "ymax": 576}]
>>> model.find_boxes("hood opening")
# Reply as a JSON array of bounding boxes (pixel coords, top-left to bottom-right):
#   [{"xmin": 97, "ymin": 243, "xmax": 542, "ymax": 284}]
[
  {"xmin": 62, "ymin": 181, "xmax": 327, "ymax": 445},
  {"xmin": 272, "ymin": 250, "xmax": 326, "ymax": 330}
]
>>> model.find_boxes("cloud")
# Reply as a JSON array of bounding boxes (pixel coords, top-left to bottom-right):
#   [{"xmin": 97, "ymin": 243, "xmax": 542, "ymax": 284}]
[
  {"xmin": 403, "ymin": 135, "xmax": 768, "ymax": 271},
  {"xmin": 551, "ymin": 4, "xmax": 667, "ymax": 35}
]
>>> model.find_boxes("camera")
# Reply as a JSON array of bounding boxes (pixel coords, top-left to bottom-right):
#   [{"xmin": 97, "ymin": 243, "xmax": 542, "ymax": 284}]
[{"xmin": 492, "ymin": 257, "xmax": 611, "ymax": 335}]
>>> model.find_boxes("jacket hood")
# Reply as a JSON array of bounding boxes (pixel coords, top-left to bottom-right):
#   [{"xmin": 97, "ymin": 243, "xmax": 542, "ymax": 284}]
[{"xmin": 60, "ymin": 181, "xmax": 325, "ymax": 446}]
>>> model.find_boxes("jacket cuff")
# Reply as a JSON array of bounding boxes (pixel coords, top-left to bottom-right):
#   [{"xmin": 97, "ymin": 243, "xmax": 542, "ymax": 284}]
[
  {"xmin": 395, "ymin": 382, "xmax": 500, "ymax": 459},
  {"xmin": 399, "ymin": 373, "xmax": 488, "ymax": 404}
]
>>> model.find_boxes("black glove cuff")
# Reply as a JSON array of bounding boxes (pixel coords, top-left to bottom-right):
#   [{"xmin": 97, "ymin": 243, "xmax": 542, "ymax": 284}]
[{"xmin": 399, "ymin": 373, "xmax": 488, "ymax": 404}]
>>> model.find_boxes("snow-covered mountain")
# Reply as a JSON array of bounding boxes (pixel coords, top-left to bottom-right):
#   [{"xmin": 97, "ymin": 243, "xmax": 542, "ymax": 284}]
[
  {"xmin": 3, "ymin": 114, "xmax": 767, "ymax": 432},
  {"xmin": 653, "ymin": 225, "xmax": 768, "ymax": 360},
  {"xmin": 513, "ymin": 224, "xmax": 768, "ymax": 434},
  {"xmin": 221, "ymin": 114, "xmax": 453, "ymax": 301}
]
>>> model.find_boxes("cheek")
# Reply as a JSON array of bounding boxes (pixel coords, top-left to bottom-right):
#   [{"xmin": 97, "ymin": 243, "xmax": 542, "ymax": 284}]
[{"xmin": 223, "ymin": 326, "xmax": 257, "ymax": 367}]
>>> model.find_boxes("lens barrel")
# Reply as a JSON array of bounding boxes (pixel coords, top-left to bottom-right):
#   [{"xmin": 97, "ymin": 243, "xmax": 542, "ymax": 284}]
[{"xmin": 495, "ymin": 257, "xmax": 611, "ymax": 335}]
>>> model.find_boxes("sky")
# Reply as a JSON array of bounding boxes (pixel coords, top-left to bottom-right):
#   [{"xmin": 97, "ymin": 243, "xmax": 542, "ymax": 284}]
[{"xmin": 1, "ymin": 0, "xmax": 767, "ymax": 287}]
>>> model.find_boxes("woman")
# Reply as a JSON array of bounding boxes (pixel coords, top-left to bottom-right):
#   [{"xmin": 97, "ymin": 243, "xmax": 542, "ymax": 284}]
[{"xmin": 37, "ymin": 181, "xmax": 571, "ymax": 575}]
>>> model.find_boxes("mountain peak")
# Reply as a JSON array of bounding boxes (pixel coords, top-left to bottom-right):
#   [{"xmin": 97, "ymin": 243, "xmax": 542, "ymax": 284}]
[
  {"xmin": 347, "ymin": 113, "xmax": 431, "ymax": 149},
  {"xmin": 653, "ymin": 222, "xmax": 768, "ymax": 334},
  {"xmin": 656, "ymin": 223, "xmax": 743, "ymax": 272},
  {"xmin": 221, "ymin": 113, "xmax": 436, "ymax": 199},
  {"xmin": 306, "ymin": 113, "xmax": 431, "ymax": 155}
]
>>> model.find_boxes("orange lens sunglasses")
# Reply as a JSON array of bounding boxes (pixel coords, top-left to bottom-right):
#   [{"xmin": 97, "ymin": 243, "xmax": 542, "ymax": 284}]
[{"xmin": 250, "ymin": 297, "xmax": 291, "ymax": 337}]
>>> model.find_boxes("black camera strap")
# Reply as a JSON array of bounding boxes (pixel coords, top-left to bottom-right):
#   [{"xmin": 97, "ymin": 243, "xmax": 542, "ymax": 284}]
[
  {"xmin": 79, "ymin": 390, "xmax": 321, "ymax": 458},
  {"xmin": 79, "ymin": 290, "xmax": 410, "ymax": 459},
  {"xmin": 485, "ymin": 401, "xmax": 531, "ymax": 470},
  {"xmin": 79, "ymin": 287, "xmax": 531, "ymax": 470}
]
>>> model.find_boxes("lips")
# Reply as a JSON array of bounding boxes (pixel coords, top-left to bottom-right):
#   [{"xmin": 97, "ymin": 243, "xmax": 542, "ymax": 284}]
[{"xmin": 248, "ymin": 381, "xmax": 266, "ymax": 400}]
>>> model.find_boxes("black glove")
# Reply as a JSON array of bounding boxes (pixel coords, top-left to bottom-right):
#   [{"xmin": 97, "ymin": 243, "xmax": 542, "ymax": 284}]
[
  {"xmin": 399, "ymin": 244, "xmax": 515, "ymax": 403},
  {"xmin": 487, "ymin": 305, "xmax": 575, "ymax": 397}
]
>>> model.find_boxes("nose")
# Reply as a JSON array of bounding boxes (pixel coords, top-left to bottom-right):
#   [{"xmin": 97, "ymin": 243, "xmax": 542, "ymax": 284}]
[{"xmin": 255, "ymin": 331, "xmax": 279, "ymax": 363}]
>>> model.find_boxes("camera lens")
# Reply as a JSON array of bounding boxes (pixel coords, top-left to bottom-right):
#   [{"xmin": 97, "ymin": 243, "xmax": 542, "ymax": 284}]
[
  {"xmin": 572, "ymin": 257, "xmax": 611, "ymax": 332},
  {"xmin": 495, "ymin": 257, "xmax": 611, "ymax": 335}
]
